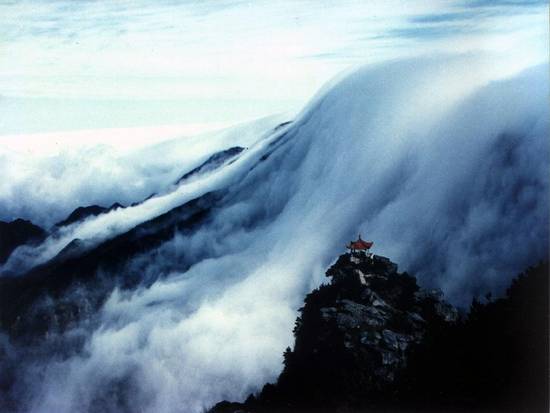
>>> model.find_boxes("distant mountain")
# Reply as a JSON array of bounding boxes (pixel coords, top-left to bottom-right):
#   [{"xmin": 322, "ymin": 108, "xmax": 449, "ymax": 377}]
[
  {"xmin": 55, "ymin": 203, "xmax": 124, "ymax": 228},
  {"xmin": 210, "ymin": 255, "xmax": 548, "ymax": 413},
  {"xmin": 174, "ymin": 146, "xmax": 245, "ymax": 185},
  {"xmin": 0, "ymin": 219, "xmax": 46, "ymax": 264},
  {"xmin": 0, "ymin": 191, "xmax": 221, "ymax": 338}
]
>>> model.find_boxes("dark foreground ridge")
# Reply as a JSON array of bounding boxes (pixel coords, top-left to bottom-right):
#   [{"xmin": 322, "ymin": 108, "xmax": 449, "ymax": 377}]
[{"xmin": 210, "ymin": 253, "xmax": 549, "ymax": 413}]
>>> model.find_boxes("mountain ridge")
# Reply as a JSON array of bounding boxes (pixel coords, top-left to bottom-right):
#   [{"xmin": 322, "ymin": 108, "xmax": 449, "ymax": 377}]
[
  {"xmin": 0, "ymin": 219, "xmax": 46, "ymax": 264},
  {"xmin": 210, "ymin": 254, "xmax": 548, "ymax": 413}
]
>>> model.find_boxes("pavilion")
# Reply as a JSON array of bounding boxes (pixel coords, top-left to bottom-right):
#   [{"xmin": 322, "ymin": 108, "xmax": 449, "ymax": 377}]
[{"xmin": 346, "ymin": 235, "xmax": 373, "ymax": 257}]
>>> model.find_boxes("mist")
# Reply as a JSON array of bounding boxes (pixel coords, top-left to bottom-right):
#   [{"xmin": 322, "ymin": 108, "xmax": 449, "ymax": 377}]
[
  {"xmin": 0, "ymin": 116, "xmax": 284, "ymax": 227},
  {"xmin": 1, "ymin": 54, "xmax": 547, "ymax": 413}
]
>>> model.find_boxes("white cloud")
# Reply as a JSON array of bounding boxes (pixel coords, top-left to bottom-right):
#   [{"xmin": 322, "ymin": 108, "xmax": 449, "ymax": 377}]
[
  {"xmin": 4, "ymin": 54, "xmax": 547, "ymax": 413},
  {"xmin": 0, "ymin": 0, "xmax": 546, "ymax": 133}
]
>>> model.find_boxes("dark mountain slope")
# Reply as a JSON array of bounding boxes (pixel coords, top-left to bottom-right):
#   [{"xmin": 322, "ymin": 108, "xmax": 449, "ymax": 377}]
[
  {"xmin": 175, "ymin": 146, "xmax": 245, "ymax": 185},
  {"xmin": 394, "ymin": 260, "xmax": 549, "ymax": 412},
  {"xmin": 0, "ymin": 219, "xmax": 46, "ymax": 264},
  {"xmin": 0, "ymin": 191, "xmax": 223, "ymax": 339},
  {"xmin": 210, "ymin": 257, "xmax": 548, "ymax": 413},
  {"xmin": 211, "ymin": 252, "xmax": 458, "ymax": 412},
  {"xmin": 54, "ymin": 203, "xmax": 124, "ymax": 228}
]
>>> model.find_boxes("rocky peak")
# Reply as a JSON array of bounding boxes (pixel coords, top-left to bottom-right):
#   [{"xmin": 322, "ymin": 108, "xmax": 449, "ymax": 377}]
[
  {"xmin": 292, "ymin": 252, "xmax": 457, "ymax": 386},
  {"xmin": 211, "ymin": 252, "xmax": 459, "ymax": 412},
  {"xmin": 210, "ymin": 259, "xmax": 549, "ymax": 413}
]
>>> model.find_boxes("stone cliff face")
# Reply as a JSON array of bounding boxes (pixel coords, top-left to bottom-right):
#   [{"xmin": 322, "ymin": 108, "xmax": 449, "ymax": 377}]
[
  {"xmin": 309, "ymin": 253, "xmax": 457, "ymax": 385},
  {"xmin": 211, "ymin": 257, "xmax": 548, "ymax": 413},
  {"xmin": 212, "ymin": 252, "xmax": 459, "ymax": 412}
]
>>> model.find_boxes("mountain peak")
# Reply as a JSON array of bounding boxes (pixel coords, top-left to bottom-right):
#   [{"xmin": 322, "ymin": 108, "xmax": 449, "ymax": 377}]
[
  {"xmin": 0, "ymin": 218, "xmax": 46, "ymax": 264},
  {"xmin": 211, "ymin": 252, "xmax": 458, "ymax": 412}
]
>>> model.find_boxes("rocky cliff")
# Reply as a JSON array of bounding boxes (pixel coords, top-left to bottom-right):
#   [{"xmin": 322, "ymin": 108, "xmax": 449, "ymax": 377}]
[
  {"xmin": 211, "ymin": 252, "xmax": 458, "ymax": 412},
  {"xmin": 210, "ymin": 254, "xmax": 548, "ymax": 413},
  {"xmin": 293, "ymin": 253, "xmax": 457, "ymax": 386}
]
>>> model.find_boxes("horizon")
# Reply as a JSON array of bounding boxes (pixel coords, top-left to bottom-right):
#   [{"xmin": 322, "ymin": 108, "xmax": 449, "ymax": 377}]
[{"xmin": 1, "ymin": 0, "xmax": 547, "ymax": 136}]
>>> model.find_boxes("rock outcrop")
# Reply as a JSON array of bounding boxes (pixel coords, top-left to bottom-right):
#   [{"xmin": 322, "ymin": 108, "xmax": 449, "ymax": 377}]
[
  {"xmin": 211, "ymin": 252, "xmax": 458, "ymax": 412},
  {"xmin": 307, "ymin": 253, "xmax": 457, "ymax": 386},
  {"xmin": 210, "ymin": 257, "xmax": 549, "ymax": 413}
]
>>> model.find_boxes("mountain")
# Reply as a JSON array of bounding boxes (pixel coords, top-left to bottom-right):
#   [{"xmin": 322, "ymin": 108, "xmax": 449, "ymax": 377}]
[
  {"xmin": 174, "ymin": 146, "xmax": 245, "ymax": 185},
  {"xmin": 0, "ymin": 219, "xmax": 46, "ymax": 264},
  {"xmin": 210, "ymin": 256, "xmax": 548, "ymax": 413},
  {"xmin": 0, "ymin": 57, "xmax": 548, "ymax": 413},
  {"xmin": 394, "ymin": 261, "xmax": 549, "ymax": 412},
  {"xmin": 0, "ymin": 191, "xmax": 221, "ymax": 337},
  {"xmin": 54, "ymin": 203, "xmax": 124, "ymax": 228}
]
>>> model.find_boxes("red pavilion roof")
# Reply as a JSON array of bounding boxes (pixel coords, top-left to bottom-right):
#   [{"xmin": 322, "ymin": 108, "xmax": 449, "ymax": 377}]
[{"xmin": 346, "ymin": 235, "xmax": 373, "ymax": 250}]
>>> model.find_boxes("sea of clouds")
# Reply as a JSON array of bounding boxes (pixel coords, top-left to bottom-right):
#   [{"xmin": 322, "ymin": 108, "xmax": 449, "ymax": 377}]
[
  {"xmin": 1, "ymin": 55, "xmax": 548, "ymax": 413},
  {"xmin": 1, "ymin": 0, "xmax": 546, "ymax": 134}
]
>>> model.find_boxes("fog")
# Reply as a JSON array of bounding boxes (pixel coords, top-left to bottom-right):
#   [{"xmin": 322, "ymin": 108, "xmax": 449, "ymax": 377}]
[
  {"xmin": 1, "ymin": 55, "xmax": 547, "ymax": 413},
  {"xmin": 0, "ymin": 116, "xmax": 284, "ymax": 227}
]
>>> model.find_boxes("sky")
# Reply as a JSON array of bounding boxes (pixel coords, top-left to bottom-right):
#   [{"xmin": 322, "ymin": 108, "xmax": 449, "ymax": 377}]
[{"xmin": 0, "ymin": 0, "xmax": 547, "ymax": 135}]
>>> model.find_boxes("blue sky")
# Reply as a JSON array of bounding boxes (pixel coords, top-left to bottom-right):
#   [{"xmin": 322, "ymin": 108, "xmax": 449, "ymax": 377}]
[{"xmin": 0, "ymin": 0, "xmax": 547, "ymax": 135}]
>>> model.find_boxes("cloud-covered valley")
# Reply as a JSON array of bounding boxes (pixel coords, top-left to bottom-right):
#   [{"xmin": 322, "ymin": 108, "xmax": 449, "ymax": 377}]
[{"xmin": 0, "ymin": 55, "xmax": 548, "ymax": 413}]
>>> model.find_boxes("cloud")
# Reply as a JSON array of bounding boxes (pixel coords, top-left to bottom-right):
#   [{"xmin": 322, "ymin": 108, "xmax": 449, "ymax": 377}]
[
  {"xmin": 2, "ymin": 54, "xmax": 547, "ymax": 413},
  {"xmin": 0, "ymin": 116, "xmax": 283, "ymax": 228},
  {"xmin": 465, "ymin": 0, "xmax": 547, "ymax": 8},
  {"xmin": 1, "ymin": 0, "xmax": 546, "ymax": 133},
  {"xmin": 411, "ymin": 11, "xmax": 480, "ymax": 24}
]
